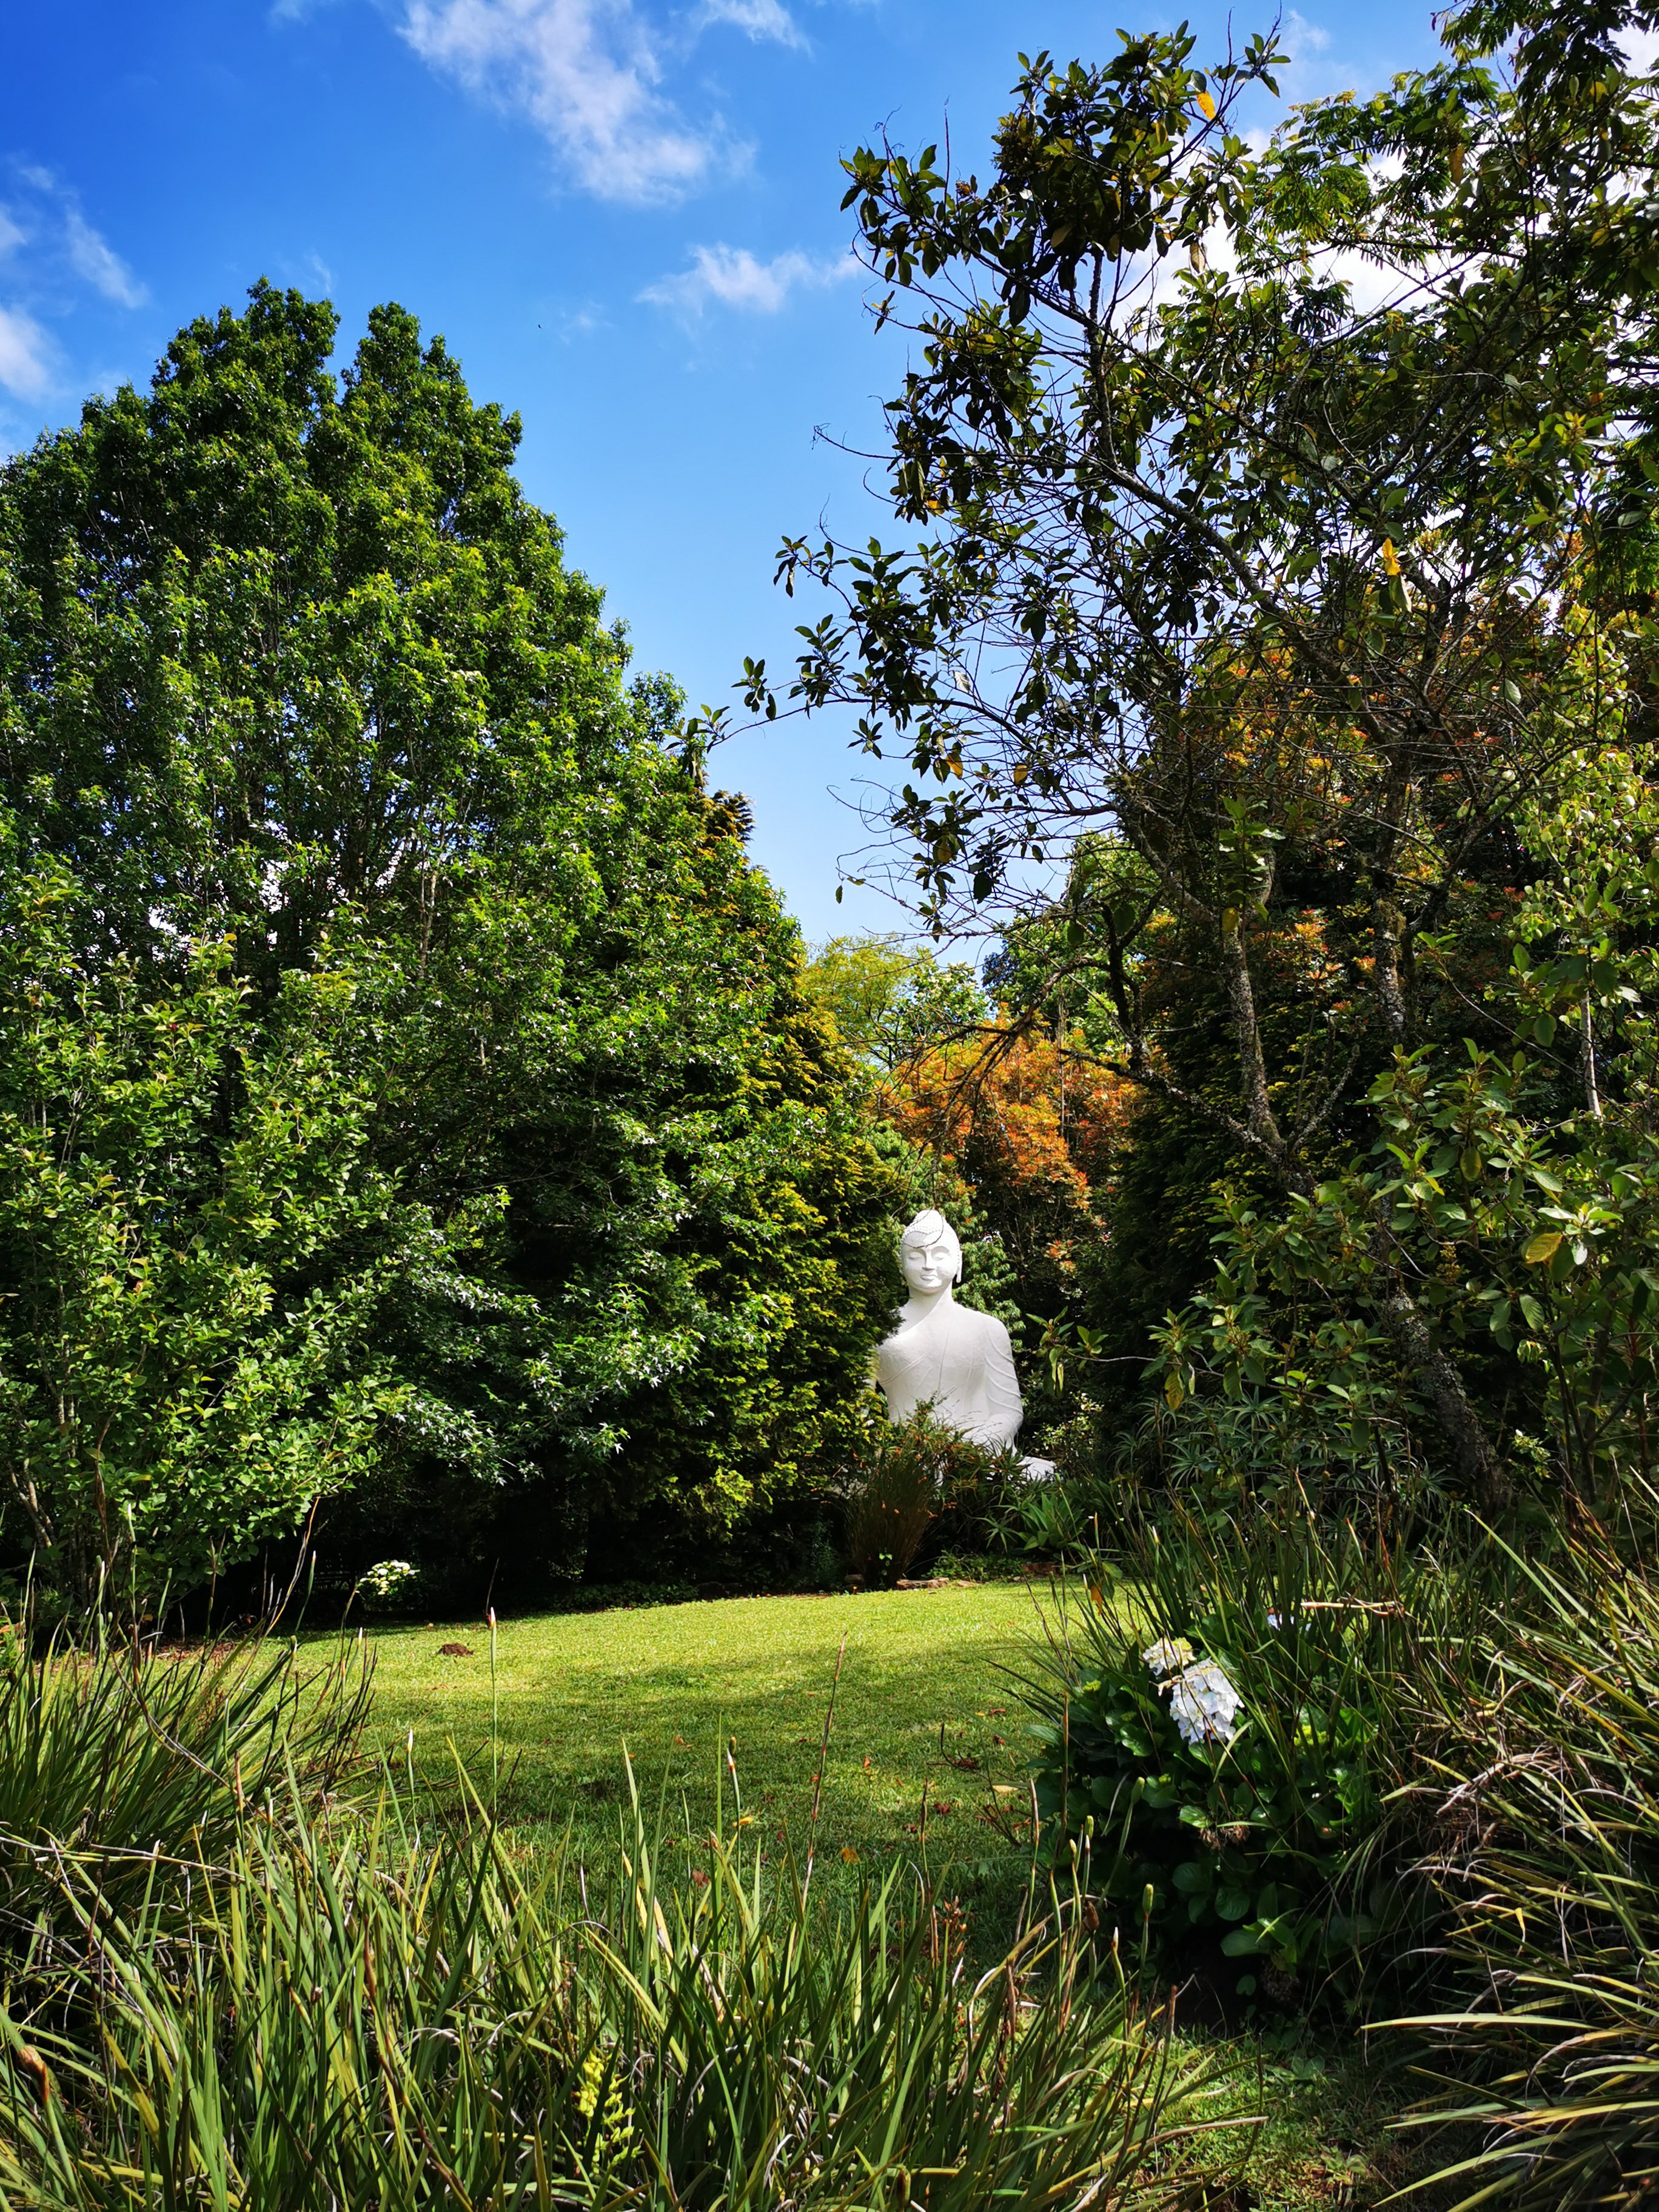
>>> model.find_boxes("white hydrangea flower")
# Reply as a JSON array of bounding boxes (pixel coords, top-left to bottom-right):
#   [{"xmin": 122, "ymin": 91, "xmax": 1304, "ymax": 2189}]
[
  {"xmin": 363, "ymin": 1559, "xmax": 418, "ymax": 1601},
  {"xmin": 1141, "ymin": 1635, "xmax": 1195, "ymax": 1679},
  {"xmin": 1165, "ymin": 1660, "xmax": 1244, "ymax": 1747}
]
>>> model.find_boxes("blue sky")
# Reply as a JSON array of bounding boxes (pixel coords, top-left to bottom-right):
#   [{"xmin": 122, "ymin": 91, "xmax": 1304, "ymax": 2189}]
[{"xmin": 1, "ymin": 0, "xmax": 1444, "ymax": 943}]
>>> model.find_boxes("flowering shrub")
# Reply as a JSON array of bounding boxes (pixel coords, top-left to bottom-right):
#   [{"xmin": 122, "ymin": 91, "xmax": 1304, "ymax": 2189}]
[
  {"xmin": 1025, "ymin": 1512, "xmax": 1419, "ymax": 2005},
  {"xmin": 1158, "ymin": 1652, "xmax": 1244, "ymax": 1748},
  {"xmin": 358, "ymin": 1560, "xmax": 421, "ymax": 1614}
]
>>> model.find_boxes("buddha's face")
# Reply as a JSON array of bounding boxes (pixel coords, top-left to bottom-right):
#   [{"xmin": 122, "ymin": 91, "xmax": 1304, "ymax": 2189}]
[{"xmin": 900, "ymin": 1232, "xmax": 956, "ymax": 1296}]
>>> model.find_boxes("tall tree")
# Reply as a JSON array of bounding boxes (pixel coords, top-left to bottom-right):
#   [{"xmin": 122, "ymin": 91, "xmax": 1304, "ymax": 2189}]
[
  {"xmin": 736, "ymin": 0, "xmax": 1659, "ymax": 1506},
  {"xmin": 0, "ymin": 289, "xmax": 896, "ymax": 1603}
]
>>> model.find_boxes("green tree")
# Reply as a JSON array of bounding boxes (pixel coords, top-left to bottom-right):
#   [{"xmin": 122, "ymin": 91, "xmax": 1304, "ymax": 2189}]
[
  {"xmin": 802, "ymin": 934, "xmax": 985, "ymax": 1070},
  {"xmin": 736, "ymin": 0, "xmax": 1659, "ymax": 1507},
  {"xmin": 0, "ymin": 287, "xmax": 895, "ymax": 1598},
  {"xmin": 1156, "ymin": 740, "xmax": 1659, "ymax": 1518},
  {"xmin": 0, "ymin": 834, "xmax": 435, "ymax": 1609}
]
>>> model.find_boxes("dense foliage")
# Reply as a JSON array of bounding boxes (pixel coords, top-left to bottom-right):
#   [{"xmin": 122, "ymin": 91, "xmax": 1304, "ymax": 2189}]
[
  {"xmin": 1027, "ymin": 1513, "xmax": 1433, "ymax": 2006},
  {"xmin": 0, "ymin": 287, "xmax": 898, "ymax": 1609},
  {"xmin": 0, "ymin": 836, "xmax": 426, "ymax": 1606},
  {"xmin": 735, "ymin": 0, "xmax": 1659, "ymax": 1518},
  {"xmin": 1398, "ymin": 1518, "xmax": 1659, "ymax": 2211}
]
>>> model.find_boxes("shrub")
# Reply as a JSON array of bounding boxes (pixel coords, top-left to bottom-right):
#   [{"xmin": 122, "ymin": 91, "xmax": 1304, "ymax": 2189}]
[
  {"xmin": 355, "ymin": 1559, "xmax": 422, "ymax": 1615},
  {"xmin": 1024, "ymin": 1509, "xmax": 1445, "ymax": 2008},
  {"xmin": 984, "ymin": 1466, "xmax": 1113, "ymax": 1564},
  {"xmin": 845, "ymin": 1406, "xmax": 1024, "ymax": 1584}
]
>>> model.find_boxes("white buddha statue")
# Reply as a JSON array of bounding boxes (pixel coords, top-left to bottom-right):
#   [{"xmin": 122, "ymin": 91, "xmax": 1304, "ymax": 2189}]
[{"xmin": 876, "ymin": 1209, "xmax": 1031, "ymax": 1455}]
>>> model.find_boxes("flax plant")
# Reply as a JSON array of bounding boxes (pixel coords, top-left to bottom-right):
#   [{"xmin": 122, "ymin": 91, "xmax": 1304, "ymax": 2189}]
[
  {"xmin": 1392, "ymin": 1518, "xmax": 1659, "ymax": 2212},
  {"xmin": 0, "ymin": 1613, "xmax": 372, "ymax": 1980},
  {"xmin": 0, "ymin": 1752, "xmax": 1241, "ymax": 2209}
]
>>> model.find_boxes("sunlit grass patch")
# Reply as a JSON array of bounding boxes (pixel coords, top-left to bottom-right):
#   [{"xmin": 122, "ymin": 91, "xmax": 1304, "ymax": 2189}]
[{"xmin": 346, "ymin": 1582, "xmax": 1056, "ymax": 1911}]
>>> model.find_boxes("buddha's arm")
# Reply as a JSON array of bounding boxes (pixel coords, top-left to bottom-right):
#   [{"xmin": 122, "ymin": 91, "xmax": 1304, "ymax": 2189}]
[{"xmin": 981, "ymin": 1316, "xmax": 1024, "ymax": 1446}]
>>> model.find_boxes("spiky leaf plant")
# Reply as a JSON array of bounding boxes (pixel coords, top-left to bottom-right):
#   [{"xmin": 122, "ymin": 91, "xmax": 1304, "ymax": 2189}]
[
  {"xmin": 0, "ymin": 1616, "xmax": 372, "ymax": 1980},
  {"xmin": 0, "ymin": 1761, "xmax": 1239, "ymax": 2210},
  {"xmin": 1395, "ymin": 1520, "xmax": 1659, "ymax": 2212}
]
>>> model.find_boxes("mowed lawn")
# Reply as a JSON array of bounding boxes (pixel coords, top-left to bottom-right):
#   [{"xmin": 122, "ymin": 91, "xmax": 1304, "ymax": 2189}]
[{"xmin": 354, "ymin": 1582, "xmax": 1057, "ymax": 1890}]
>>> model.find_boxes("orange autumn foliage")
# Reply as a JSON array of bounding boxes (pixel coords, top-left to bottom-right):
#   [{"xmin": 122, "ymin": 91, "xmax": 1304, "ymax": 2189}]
[{"xmin": 880, "ymin": 1028, "xmax": 1131, "ymax": 1278}]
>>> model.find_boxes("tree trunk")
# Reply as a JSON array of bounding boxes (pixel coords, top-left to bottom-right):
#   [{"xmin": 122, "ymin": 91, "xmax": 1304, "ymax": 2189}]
[{"xmin": 1372, "ymin": 1233, "xmax": 1507, "ymax": 1512}]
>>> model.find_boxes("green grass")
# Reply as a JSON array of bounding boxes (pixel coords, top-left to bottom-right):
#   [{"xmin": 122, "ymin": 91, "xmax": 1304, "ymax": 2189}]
[
  {"xmin": 337, "ymin": 1580, "xmax": 1423, "ymax": 2211},
  {"xmin": 352, "ymin": 1582, "xmax": 1052, "ymax": 1902}
]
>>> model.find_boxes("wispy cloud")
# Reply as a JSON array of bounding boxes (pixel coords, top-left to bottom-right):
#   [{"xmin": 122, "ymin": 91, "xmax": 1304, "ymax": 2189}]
[
  {"xmin": 1282, "ymin": 10, "xmax": 1332, "ymax": 58},
  {"xmin": 0, "ymin": 303, "xmax": 53, "ymax": 401},
  {"xmin": 641, "ymin": 242, "xmax": 857, "ymax": 315},
  {"xmin": 401, "ymin": 0, "xmax": 739, "ymax": 203},
  {"xmin": 65, "ymin": 210, "xmax": 147, "ymax": 307},
  {"xmin": 697, "ymin": 0, "xmax": 805, "ymax": 49},
  {"xmin": 0, "ymin": 170, "xmax": 146, "ymax": 417}
]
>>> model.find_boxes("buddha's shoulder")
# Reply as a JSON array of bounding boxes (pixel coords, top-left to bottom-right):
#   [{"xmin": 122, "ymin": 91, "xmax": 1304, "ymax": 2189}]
[{"xmin": 960, "ymin": 1304, "xmax": 1010, "ymax": 1345}]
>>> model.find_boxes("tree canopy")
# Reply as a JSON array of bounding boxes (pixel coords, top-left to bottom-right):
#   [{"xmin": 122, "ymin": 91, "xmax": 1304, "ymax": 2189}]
[
  {"xmin": 736, "ymin": 0, "xmax": 1659, "ymax": 1513},
  {"xmin": 0, "ymin": 288, "xmax": 898, "ymax": 1608}
]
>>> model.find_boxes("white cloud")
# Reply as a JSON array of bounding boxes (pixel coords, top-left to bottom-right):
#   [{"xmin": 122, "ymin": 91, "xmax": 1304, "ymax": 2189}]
[
  {"xmin": 698, "ymin": 0, "xmax": 805, "ymax": 49},
  {"xmin": 0, "ymin": 303, "xmax": 53, "ymax": 400},
  {"xmin": 64, "ymin": 211, "xmax": 147, "ymax": 307},
  {"xmin": 640, "ymin": 241, "xmax": 857, "ymax": 315},
  {"xmin": 0, "ymin": 206, "xmax": 26, "ymax": 260},
  {"xmin": 401, "ymin": 0, "xmax": 733, "ymax": 203},
  {"xmin": 1282, "ymin": 10, "xmax": 1331, "ymax": 58}
]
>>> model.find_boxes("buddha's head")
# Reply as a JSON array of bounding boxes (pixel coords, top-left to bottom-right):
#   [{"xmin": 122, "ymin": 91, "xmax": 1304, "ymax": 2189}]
[{"xmin": 899, "ymin": 1209, "xmax": 962, "ymax": 1296}]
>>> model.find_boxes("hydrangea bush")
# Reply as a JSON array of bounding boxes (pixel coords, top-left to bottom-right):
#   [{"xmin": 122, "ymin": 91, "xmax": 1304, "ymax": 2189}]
[
  {"xmin": 1024, "ymin": 1512, "xmax": 1421, "ymax": 2005},
  {"xmin": 358, "ymin": 1560, "xmax": 421, "ymax": 1614}
]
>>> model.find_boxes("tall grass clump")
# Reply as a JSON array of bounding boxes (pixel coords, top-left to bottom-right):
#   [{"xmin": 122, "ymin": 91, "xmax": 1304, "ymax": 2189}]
[
  {"xmin": 0, "ymin": 1615, "xmax": 1243, "ymax": 2208},
  {"xmin": 0, "ymin": 1612, "xmax": 372, "ymax": 1979},
  {"xmin": 1393, "ymin": 1516, "xmax": 1659, "ymax": 2211}
]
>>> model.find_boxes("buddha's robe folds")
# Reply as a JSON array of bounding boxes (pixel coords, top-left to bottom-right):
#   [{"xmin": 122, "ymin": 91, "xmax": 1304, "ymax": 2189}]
[{"xmin": 875, "ymin": 1297, "xmax": 1023, "ymax": 1451}]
